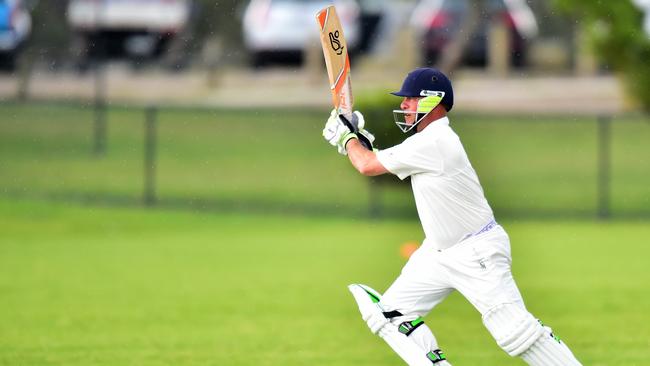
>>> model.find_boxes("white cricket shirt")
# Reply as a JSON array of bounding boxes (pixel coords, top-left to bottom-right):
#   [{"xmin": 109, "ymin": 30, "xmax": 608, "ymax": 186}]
[{"xmin": 376, "ymin": 117, "xmax": 494, "ymax": 250}]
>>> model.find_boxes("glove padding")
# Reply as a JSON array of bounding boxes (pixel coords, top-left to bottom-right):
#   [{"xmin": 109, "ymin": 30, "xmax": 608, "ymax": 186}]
[
  {"xmin": 322, "ymin": 109, "xmax": 375, "ymax": 155},
  {"xmin": 323, "ymin": 109, "xmax": 358, "ymax": 155}
]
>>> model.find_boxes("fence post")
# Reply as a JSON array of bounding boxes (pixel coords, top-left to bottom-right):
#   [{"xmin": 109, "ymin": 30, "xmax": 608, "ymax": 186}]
[
  {"xmin": 488, "ymin": 18, "xmax": 510, "ymax": 77},
  {"xmin": 597, "ymin": 115, "xmax": 611, "ymax": 219},
  {"xmin": 93, "ymin": 38, "xmax": 107, "ymax": 156},
  {"xmin": 16, "ymin": 47, "xmax": 35, "ymax": 101},
  {"xmin": 368, "ymin": 178, "xmax": 381, "ymax": 218},
  {"xmin": 93, "ymin": 99, "xmax": 107, "ymax": 156},
  {"xmin": 144, "ymin": 106, "xmax": 157, "ymax": 206}
]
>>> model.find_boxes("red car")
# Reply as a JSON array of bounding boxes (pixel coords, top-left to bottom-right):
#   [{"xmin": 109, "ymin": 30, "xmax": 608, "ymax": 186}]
[{"xmin": 412, "ymin": 0, "xmax": 538, "ymax": 68}]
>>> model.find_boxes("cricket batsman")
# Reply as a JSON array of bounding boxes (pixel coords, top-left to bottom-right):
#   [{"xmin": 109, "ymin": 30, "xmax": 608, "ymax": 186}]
[{"xmin": 322, "ymin": 68, "xmax": 582, "ymax": 366}]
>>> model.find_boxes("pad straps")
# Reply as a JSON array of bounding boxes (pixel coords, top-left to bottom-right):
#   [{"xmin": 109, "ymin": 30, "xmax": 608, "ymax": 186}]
[
  {"xmin": 398, "ymin": 317, "xmax": 425, "ymax": 336},
  {"xmin": 382, "ymin": 310, "xmax": 403, "ymax": 318},
  {"xmin": 382, "ymin": 311, "xmax": 426, "ymax": 337},
  {"xmin": 426, "ymin": 349, "xmax": 447, "ymax": 364},
  {"xmin": 383, "ymin": 311, "xmax": 448, "ymax": 364}
]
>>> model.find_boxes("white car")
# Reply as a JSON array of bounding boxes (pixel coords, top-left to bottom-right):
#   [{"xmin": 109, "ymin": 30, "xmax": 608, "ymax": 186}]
[
  {"xmin": 0, "ymin": 0, "xmax": 31, "ymax": 70},
  {"xmin": 243, "ymin": 0, "xmax": 360, "ymax": 67},
  {"xmin": 67, "ymin": 0, "xmax": 190, "ymax": 32},
  {"xmin": 67, "ymin": 0, "xmax": 192, "ymax": 67}
]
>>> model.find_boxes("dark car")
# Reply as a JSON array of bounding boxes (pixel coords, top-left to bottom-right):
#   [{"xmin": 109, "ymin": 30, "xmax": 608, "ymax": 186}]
[{"xmin": 412, "ymin": 0, "xmax": 538, "ymax": 68}]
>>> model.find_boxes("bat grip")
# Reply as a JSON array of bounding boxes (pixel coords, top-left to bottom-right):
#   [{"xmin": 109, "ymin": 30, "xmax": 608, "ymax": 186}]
[
  {"xmin": 339, "ymin": 114, "xmax": 372, "ymax": 151},
  {"xmin": 356, "ymin": 134, "xmax": 373, "ymax": 151}
]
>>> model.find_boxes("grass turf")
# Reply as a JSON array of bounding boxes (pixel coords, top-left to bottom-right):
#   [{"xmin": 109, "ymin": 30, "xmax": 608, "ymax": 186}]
[{"xmin": 1, "ymin": 198, "xmax": 649, "ymax": 365}]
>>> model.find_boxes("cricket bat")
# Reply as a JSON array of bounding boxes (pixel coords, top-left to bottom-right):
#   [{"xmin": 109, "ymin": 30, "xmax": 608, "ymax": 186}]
[
  {"xmin": 316, "ymin": 6, "xmax": 372, "ymax": 150},
  {"xmin": 316, "ymin": 5, "xmax": 353, "ymax": 120}
]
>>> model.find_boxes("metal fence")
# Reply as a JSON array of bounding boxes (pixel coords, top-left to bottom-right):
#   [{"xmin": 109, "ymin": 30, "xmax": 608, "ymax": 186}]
[{"xmin": 1, "ymin": 100, "xmax": 648, "ymax": 219}]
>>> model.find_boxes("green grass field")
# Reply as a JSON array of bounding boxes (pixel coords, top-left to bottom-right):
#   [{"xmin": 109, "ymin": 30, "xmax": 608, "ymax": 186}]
[{"xmin": 1, "ymin": 198, "xmax": 649, "ymax": 366}]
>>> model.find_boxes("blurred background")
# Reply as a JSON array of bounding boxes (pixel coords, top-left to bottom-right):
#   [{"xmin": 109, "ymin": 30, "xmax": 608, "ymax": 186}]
[
  {"xmin": 1, "ymin": 0, "xmax": 648, "ymax": 217},
  {"xmin": 1, "ymin": 1, "xmax": 649, "ymax": 365}
]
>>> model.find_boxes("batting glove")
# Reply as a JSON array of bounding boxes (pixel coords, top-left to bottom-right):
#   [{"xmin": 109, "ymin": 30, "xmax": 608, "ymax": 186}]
[
  {"xmin": 358, "ymin": 128, "xmax": 376, "ymax": 150},
  {"xmin": 343, "ymin": 111, "xmax": 375, "ymax": 151},
  {"xmin": 323, "ymin": 109, "xmax": 358, "ymax": 155},
  {"xmin": 323, "ymin": 110, "xmax": 376, "ymax": 154}
]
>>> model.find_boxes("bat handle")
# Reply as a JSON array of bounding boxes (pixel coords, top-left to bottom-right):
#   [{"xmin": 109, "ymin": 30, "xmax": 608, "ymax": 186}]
[
  {"xmin": 339, "ymin": 114, "xmax": 373, "ymax": 151},
  {"xmin": 356, "ymin": 134, "xmax": 373, "ymax": 151}
]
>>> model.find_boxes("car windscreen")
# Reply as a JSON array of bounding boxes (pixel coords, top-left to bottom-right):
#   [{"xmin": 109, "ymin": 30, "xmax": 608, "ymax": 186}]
[
  {"xmin": 442, "ymin": 0, "xmax": 507, "ymax": 13},
  {"xmin": 271, "ymin": 0, "xmax": 328, "ymax": 3}
]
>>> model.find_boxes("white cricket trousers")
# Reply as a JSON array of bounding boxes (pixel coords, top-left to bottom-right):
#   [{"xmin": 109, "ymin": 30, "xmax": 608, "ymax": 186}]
[
  {"xmin": 381, "ymin": 223, "xmax": 525, "ymax": 318},
  {"xmin": 380, "ymin": 223, "xmax": 525, "ymax": 359}
]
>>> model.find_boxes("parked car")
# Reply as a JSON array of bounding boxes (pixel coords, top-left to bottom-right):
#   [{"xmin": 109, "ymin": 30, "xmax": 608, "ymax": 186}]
[
  {"xmin": 0, "ymin": 0, "xmax": 31, "ymax": 71},
  {"xmin": 67, "ymin": 0, "xmax": 192, "ymax": 68},
  {"xmin": 412, "ymin": 0, "xmax": 538, "ymax": 68},
  {"xmin": 356, "ymin": 0, "xmax": 387, "ymax": 54},
  {"xmin": 242, "ymin": 0, "xmax": 361, "ymax": 67}
]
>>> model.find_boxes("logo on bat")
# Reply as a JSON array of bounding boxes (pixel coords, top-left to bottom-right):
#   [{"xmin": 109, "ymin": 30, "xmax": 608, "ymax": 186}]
[{"xmin": 328, "ymin": 30, "xmax": 344, "ymax": 55}]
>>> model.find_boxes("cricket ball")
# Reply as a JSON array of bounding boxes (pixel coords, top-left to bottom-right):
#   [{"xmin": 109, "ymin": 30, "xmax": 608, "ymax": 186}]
[{"xmin": 399, "ymin": 241, "xmax": 420, "ymax": 259}]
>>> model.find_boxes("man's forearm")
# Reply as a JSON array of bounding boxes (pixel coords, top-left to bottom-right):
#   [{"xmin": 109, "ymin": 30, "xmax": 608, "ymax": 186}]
[{"xmin": 346, "ymin": 139, "xmax": 389, "ymax": 176}]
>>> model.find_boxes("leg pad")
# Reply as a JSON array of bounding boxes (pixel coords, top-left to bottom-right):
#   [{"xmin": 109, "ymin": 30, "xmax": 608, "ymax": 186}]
[
  {"xmin": 349, "ymin": 284, "xmax": 449, "ymax": 366},
  {"xmin": 482, "ymin": 303, "xmax": 545, "ymax": 356},
  {"xmin": 520, "ymin": 323, "xmax": 583, "ymax": 366}
]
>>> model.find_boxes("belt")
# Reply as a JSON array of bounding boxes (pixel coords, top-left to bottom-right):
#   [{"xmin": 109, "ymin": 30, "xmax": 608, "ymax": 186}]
[{"xmin": 460, "ymin": 219, "xmax": 497, "ymax": 242}]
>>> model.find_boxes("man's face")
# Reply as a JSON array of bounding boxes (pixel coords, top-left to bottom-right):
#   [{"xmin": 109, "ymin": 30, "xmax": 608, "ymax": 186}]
[{"xmin": 400, "ymin": 97, "xmax": 421, "ymax": 125}]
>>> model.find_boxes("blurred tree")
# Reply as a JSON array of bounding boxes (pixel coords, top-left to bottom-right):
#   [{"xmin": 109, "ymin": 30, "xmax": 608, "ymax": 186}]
[
  {"xmin": 26, "ymin": 0, "xmax": 70, "ymax": 69},
  {"xmin": 436, "ymin": 0, "xmax": 483, "ymax": 74},
  {"xmin": 555, "ymin": 0, "xmax": 650, "ymax": 111},
  {"xmin": 14, "ymin": 0, "xmax": 69, "ymax": 99},
  {"xmin": 192, "ymin": 0, "xmax": 245, "ymax": 64}
]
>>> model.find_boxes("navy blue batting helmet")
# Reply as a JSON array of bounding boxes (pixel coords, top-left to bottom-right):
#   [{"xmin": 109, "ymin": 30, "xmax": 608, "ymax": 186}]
[{"xmin": 391, "ymin": 68, "xmax": 454, "ymax": 112}]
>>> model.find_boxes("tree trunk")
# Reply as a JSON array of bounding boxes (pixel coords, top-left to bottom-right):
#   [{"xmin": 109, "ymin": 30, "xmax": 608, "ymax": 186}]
[{"xmin": 435, "ymin": 0, "xmax": 484, "ymax": 74}]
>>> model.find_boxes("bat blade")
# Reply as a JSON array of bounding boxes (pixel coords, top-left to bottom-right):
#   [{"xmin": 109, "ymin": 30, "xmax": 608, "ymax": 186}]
[{"xmin": 316, "ymin": 5, "xmax": 353, "ymax": 121}]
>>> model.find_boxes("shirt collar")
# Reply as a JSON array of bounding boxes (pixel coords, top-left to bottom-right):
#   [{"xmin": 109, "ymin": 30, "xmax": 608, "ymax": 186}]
[
  {"xmin": 435, "ymin": 116, "xmax": 450, "ymax": 126},
  {"xmin": 421, "ymin": 116, "xmax": 450, "ymax": 132}
]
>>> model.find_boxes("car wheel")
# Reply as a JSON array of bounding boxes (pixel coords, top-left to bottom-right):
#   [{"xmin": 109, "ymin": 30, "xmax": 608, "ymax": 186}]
[
  {"xmin": 0, "ymin": 53, "xmax": 16, "ymax": 72},
  {"xmin": 251, "ymin": 51, "xmax": 268, "ymax": 68}
]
